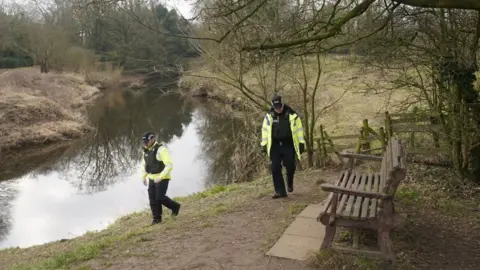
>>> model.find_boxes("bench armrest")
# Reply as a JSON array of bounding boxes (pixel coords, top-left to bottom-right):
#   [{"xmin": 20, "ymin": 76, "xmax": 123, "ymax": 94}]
[
  {"xmin": 321, "ymin": 183, "xmax": 392, "ymax": 200},
  {"xmin": 340, "ymin": 152, "xmax": 382, "ymax": 162}
]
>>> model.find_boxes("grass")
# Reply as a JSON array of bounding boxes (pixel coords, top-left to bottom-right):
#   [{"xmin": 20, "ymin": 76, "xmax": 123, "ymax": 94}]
[
  {"xmin": 0, "ymin": 67, "xmax": 102, "ymax": 152},
  {"xmin": 0, "ymin": 176, "xmax": 274, "ymax": 270},
  {"xmin": 306, "ymin": 249, "xmax": 384, "ymax": 270}
]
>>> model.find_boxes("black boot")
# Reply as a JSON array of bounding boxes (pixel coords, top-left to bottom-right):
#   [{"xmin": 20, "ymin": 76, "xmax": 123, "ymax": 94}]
[
  {"xmin": 272, "ymin": 193, "xmax": 287, "ymax": 199},
  {"xmin": 151, "ymin": 218, "xmax": 161, "ymax": 226},
  {"xmin": 172, "ymin": 203, "xmax": 181, "ymax": 217}
]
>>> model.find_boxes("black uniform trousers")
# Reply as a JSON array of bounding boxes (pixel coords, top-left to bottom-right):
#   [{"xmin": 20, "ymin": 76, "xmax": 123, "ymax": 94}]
[
  {"xmin": 270, "ymin": 140, "xmax": 296, "ymax": 195},
  {"xmin": 148, "ymin": 179, "xmax": 180, "ymax": 221}
]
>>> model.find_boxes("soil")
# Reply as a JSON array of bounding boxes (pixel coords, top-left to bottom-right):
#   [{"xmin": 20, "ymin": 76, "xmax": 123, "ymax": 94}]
[{"xmin": 393, "ymin": 197, "xmax": 480, "ymax": 270}]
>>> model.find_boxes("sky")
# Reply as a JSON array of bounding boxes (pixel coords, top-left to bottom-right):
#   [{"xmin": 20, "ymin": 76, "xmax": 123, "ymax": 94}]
[
  {"xmin": 2, "ymin": 0, "xmax": 195, "ymax": 19},
  {"xmin": 162, "ymin": 0, "xmax": 194, "ymax": 19}
]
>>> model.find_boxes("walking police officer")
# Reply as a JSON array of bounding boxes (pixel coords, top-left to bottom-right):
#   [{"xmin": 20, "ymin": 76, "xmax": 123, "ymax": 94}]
[
  {"xmin": 261, "ymin": 95, "xmax": 306, "ymax": 199},
  {"xmin": 141, "ymin": 132, "xmax": 181, "ymax": 225}
]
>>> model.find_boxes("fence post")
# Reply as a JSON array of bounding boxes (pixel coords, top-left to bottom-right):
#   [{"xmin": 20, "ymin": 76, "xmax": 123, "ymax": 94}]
[
  {"xmin": 384, "ymin": 111, "xmax": 393, "ymax": 140},
  {"xmin": 410, "ymin": 106, "xmax": 418, "ymax": 148},
  {"xmin": 315, "ymin": 138, "xmax": 322, "ymax": 168},
  {"xmin": 431, "ymin": 112, "xmax": 441, "ymax": 148},
  {"xmin": 361, "ymin": 119, "xmax": 372, "ymax": 152},
  {"xmin": 324, "ymin": 131, "xmax": 345, "ymax": 165},
  {"xmin": 356, "ymin": 129, "xmax": 362, "ymax": 154},
  {"xmin": 379, "ymin": 127, "xmax": 386, "ymax": 153},
  {"xmin": 319, "ymin": 125, "xmax": 328, "ymax": 167}
]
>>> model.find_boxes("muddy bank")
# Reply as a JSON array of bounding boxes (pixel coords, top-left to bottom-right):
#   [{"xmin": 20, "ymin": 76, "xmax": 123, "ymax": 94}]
[
  {"xmin": 177, "ymin": 73, "xmax": 250, "ymax": 110},
  {"xmin": 0, "ymin": 68, "xmax": 103, "ymax": 152}
]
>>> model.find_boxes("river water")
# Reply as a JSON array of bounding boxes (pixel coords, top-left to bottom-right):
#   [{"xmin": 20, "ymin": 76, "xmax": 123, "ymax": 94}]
[{"xmin": 0, "ymin": 88, "xmax": 245, "ymax": 249}]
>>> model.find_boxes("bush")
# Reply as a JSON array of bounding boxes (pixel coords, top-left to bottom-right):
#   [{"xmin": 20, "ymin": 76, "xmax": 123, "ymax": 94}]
[{"xmin": 0, "ymin": 57, "xmax": 34, "ymax": 68}]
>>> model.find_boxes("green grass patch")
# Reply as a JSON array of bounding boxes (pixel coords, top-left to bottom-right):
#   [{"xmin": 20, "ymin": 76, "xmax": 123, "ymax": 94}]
[
  {"xmin": 396, "ymin": 186, "xmax": 421, "ymax": 203},
  {"xmin": 306, "ymin": 249, "xmax": 384, "ymax": 270}
]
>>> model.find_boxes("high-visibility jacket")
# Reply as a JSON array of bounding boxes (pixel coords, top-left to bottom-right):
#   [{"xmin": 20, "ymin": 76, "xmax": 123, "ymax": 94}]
[
  {"xmin": 261, "ymin": 109, "xmax": 306, "ymax": 159},
  {"xmin": 141, "ymin": 141, "xmax": 173, "ymax": 181}
]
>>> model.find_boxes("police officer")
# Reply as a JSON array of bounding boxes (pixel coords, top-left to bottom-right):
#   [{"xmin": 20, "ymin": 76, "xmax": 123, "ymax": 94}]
[
  {"xmin": 261, "ymin": 95, "xmax": 306, "ymax": 199},
  {"xmin": 141, "ymin": 132, "xmax": 181, "ymax": 225}
]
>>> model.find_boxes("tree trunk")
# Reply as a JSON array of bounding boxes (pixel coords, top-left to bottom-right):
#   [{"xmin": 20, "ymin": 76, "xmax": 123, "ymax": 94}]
[
  {"xmin": 40, "ymin": 62, "xmax": 49, "ymax": 73},
  {"xmin": 307, "ymin": 149, "xmax": 314, "ymax": 168}
]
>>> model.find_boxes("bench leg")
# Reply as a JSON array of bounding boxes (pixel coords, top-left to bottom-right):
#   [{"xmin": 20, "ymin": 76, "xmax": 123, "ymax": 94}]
[
  {"xmin": 321, "ymin": 224, "xmax": 336, "ymax": 249},
  {"xmin": 378, "ymin": 229, "xmax": 395, "ymax": 262},
  {"xmin": 353, "ymin": 229, "xmax": 360, "ymax": 249}
]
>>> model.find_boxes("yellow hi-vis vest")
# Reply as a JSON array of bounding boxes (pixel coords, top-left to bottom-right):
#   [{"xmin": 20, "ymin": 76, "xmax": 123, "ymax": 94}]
[
  {"xmin": 261, "ymin": 111, "xmax": 306, "ymax": 160},
  {"xmin": 141, "ymin": 142, "xmax": 173, "ymax": 181}
]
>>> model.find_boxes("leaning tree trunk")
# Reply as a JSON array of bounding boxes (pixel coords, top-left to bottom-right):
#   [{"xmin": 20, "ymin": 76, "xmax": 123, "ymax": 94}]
[{"xmin": 40, "ymin": 61, "xmax": 49, "ymax": 73}]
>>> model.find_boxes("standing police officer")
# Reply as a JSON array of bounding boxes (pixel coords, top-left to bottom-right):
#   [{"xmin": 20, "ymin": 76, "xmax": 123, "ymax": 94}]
[
  {"xmin": 261, "ymin": 95, "xmax": 306, "ymax": 199},
  {"xmin": 141, "ymin": 132, "xmax": 181, "ymax": 225}
]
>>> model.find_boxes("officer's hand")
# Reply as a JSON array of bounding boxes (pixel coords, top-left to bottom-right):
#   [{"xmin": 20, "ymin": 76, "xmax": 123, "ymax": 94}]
[
  {"xmin": 153, "ymin": 175, "xmax": 163, "ymax": 183},
  {"xmin": 299, "ymin": 143, "xmax": 305, "ymax": 154},
  {"xmin": 142, "ymin": 178, "xmax": 148, "ymax": 186}
]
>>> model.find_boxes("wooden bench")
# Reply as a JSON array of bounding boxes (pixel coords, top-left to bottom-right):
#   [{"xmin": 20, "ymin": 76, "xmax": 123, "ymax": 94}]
[{"xmin": 316, "ymin": 138, "xmax": 407, "ymax": 262}]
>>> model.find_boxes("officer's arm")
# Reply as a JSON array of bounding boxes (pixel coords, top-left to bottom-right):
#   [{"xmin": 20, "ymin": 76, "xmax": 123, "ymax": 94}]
[
  {"xmin": 261, "ymin": 114, "xmax": 269, "ymax": 146},
  {"xmin": 140, "ymin": 157, "xmax": 147, "ymax": 180},
  {"xmin": 156, "ymin": 146, "xmax": 173, "ymax": 178},
  {"xmin": 294, "ymin": 115, "xmax": 306, "ymax": 144}
]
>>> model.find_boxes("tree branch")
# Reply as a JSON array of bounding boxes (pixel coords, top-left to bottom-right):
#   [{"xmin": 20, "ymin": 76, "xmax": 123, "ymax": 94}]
[
  {"xmin": 241, "ymin": 0, "xmax": 376, "ymax": 51},
  {"xmin": 394, "ymin": 0, "xmax": 480, "ymax": 10}
]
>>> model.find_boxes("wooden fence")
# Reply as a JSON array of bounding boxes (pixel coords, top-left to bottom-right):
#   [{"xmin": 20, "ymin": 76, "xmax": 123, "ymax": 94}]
[
  {"xmin": 313, "ymin": 110, "xmax": 451, "ymax": 168},
  {"xmin": 384, "ymin": 109, "xmax": 448, "ymax": 156},
  {"xmin": 314, "ymin": 119, "xmax": 386, "ymax": 167}
]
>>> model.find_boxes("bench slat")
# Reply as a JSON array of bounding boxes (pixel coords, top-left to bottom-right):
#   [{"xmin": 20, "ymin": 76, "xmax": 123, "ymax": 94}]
[
  {"xmin": 370, "ymin": 173, "xmax": 381, "ymax": 218},
  {"xmin": 342, "ymin": 173, "xmax": 360, "ymax": 217},
  {"xmin": 360, "ymin": 173, "xmax": 374, "ymax": 219},
  {"xmin": 322, "ymin": 170, "xmax": 349, "ymax": 214},
  {"xmin": 379, "ymin": 140, "xmax": 391, "ymax": 192},
  {"xmin": 336, "ymin": 172, "xmax": 357, "ymax": 215},
  {"xmin": 353, "ymin": 174, "xmax": 368, "ymax": 218}
]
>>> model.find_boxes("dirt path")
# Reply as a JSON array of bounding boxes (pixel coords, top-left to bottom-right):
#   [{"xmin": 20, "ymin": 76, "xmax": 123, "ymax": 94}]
[{"xmin": 81, "ymin": 170, "xmax": 336, "ymax": 270}]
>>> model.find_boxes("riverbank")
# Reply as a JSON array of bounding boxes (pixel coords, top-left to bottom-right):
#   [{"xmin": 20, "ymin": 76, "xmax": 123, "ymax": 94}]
[
  {"xmin": 0, "ymin": 165, "xmax": 478, "ymax": 270},
  {"xmin": 0, "ymin": 67, "xmax": 102, "ymax": 152},
  {"xmin": 0, "ymin": 67, "xmax": 148, "ymax": 153}
]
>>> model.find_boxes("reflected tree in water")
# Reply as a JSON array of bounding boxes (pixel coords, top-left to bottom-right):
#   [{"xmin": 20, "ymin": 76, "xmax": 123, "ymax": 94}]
[
  {"xmin": 0, "ymin": 143, "xmax": 70, "ymax": 182},
  {"xmin": 53, "ymin": 90, "xmax": 194, "ymax": 193},
  {"xmin": 0, "ymin": 182, "xmax": 17, "ymax": 243},
  {"xmin": 195, "ymin": 103, "xmax": 267, "ymax": 185}
]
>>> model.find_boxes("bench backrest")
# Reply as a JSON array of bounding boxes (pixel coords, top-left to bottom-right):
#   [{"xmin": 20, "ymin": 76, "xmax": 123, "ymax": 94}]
[{"xmin": 379, "ymin": 138, "xmax": 407, "ymax": 196}]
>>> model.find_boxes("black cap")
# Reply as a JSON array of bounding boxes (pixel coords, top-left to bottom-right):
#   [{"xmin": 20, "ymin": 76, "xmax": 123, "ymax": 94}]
[
  {"xmin": 142, "ymin": 131, "xmax": 155, "ymax": 142},
  {"xmin": 271, "ymin": 94, "xmax": 282, "ymax": 108}
]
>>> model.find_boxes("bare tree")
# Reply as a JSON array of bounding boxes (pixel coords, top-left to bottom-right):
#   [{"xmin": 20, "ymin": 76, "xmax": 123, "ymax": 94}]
[{"xmin": 361, "ymin": 6, "xmax": 480, "ymax": 181}]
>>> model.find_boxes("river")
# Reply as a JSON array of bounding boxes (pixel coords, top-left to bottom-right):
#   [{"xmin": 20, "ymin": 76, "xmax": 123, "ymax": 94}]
[{"xmin": 0, "ymin": 87, "xmax": 247, "ymax": 249}]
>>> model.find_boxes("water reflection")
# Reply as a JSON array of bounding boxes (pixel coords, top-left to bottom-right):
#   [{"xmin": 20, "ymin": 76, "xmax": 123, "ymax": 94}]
[
  {"xmin": 194, "ymin": 102, "xmax": 266, "ymax": 184},
  {"xmin": 0, "ymin": 89, "xmax": 226, "ymax": 249},
  {"xmin": 0, "ymin": 184, "xmax": 16, "ymax": 242},
  {"xmin": 53, "ymin": 90, "xmax": 195, "ymax": 193}
]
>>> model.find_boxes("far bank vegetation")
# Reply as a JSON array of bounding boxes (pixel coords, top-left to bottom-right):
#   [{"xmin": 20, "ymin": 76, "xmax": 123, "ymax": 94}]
[{"xmin": 0, "ymin": 0, "xmax": 199, "ymax": 152}]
